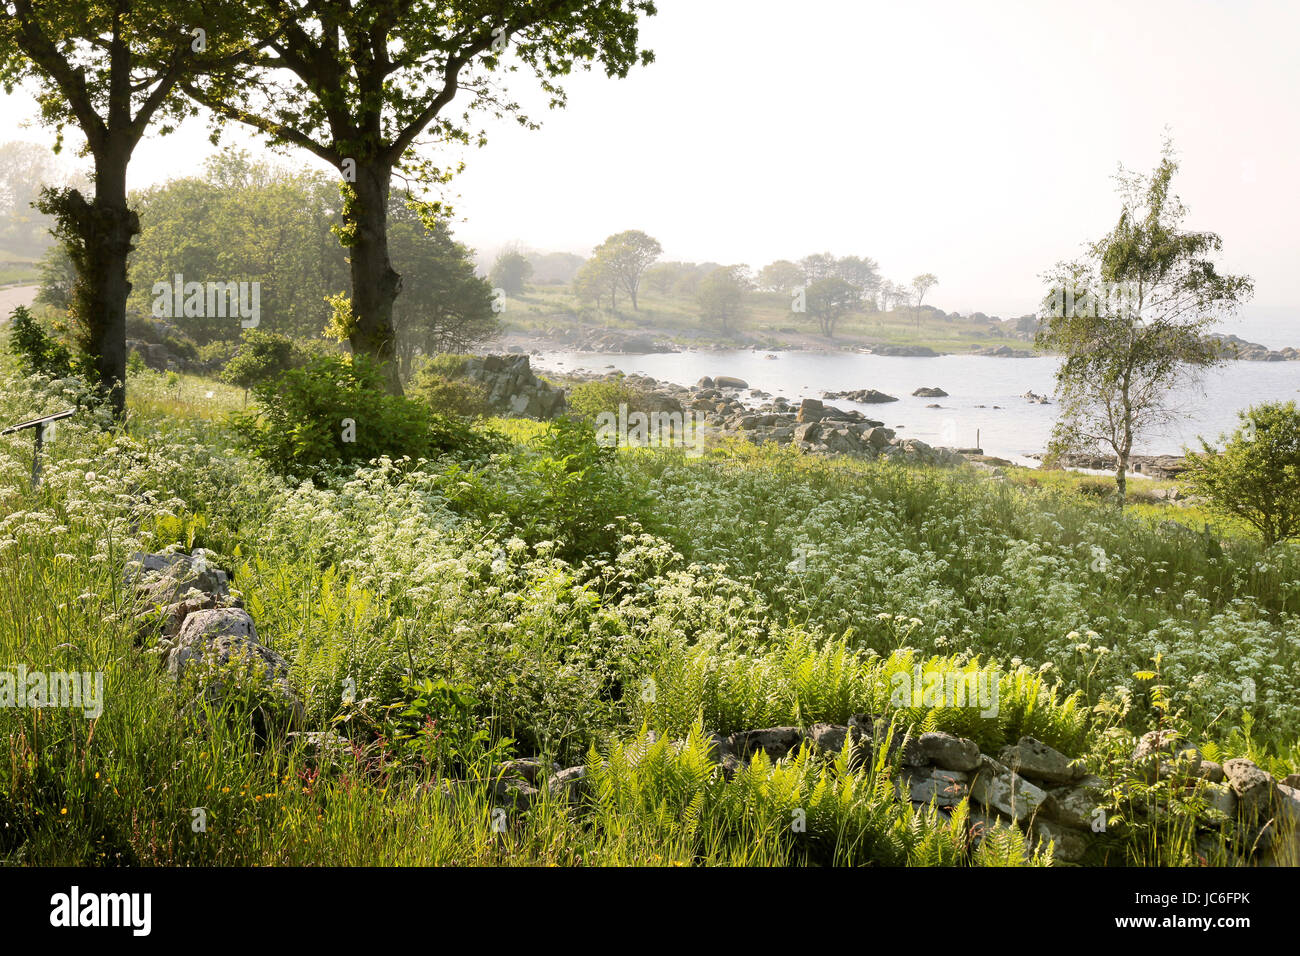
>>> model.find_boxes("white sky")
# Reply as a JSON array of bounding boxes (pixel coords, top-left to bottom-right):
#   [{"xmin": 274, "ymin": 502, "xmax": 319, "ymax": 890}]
[{"xmin": 2, "ymin": 0, "xmax": 1298, "ymax": 318}]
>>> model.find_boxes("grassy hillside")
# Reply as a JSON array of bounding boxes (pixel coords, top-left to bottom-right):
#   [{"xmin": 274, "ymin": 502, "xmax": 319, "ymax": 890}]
[
  {"xmin": 1, "ymin": 354, "xmax": 1296, "ymax": 866},
  {"xmin": 502, "ymin": 284, "xmax": 1033, "ymax": 352}
]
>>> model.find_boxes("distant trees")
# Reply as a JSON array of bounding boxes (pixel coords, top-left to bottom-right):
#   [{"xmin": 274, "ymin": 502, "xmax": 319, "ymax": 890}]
[
  {"xmin": 0, "ymin": 140, "xmax": 62, "ymax": 252},
  {"xmin": 1185, "ymin": 402, "xmax": 1300, "ymax": 547},
  {"xmin": 907, "ymin": 273, "xmax": 938, "ymax": 329},
  {"xmin": 805, "ymin": 277, "xmax": 860, "ymax": 337},
  {"xmin": 574, "ymin": 230, "xmax": 662, "ymax": 311},
  {"xmin": 696, "ymin": 265, "xmax": 750, "ymax": 332},
  {"xmin": 1038, "ymin": 142, "xmax": 1253, "ymax": 503},
  {"xmin": 490, "ymin": 249, "xmax": 533, "ymax": 296},
  {"xmin": 528, "ymin": 251, "xmax": 585, "ymax": 286},
  {"xmin": 595, "ymin": 230, "xmax": 661, "ymax": 310},
  {"xmin": 756, "ymin": 259, "xmax": 802, "ymax": 293}
]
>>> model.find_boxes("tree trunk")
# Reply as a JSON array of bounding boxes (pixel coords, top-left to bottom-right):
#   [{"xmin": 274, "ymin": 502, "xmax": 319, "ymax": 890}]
[
  {"xmin": 44, "ymin": 142, "xmax": 137, "ymax": 419},
  {"xmin": 346, "ymin": 163, "xmax": 403, "ymax": 393},
  {"xmin": 1115, "ymin": 452, "xmax": 1129, "ymax": 506}
]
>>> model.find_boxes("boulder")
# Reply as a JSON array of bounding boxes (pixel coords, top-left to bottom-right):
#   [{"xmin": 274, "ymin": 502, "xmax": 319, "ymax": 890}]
[
  {"xmin": 1223, "ymin": 758, "xmax": 1275, "ymax": 818},
  {"xmin": 1032, "ymin": 818, "xmax": 1090, "ymax": 863},
  {"xmin": 167, "ymin": 607, "xmax": 302, "ymax": 725},
  {"xmin": 898, "ymin": 767, "xmax": 970, "ymax": 808},
  {"xmin": 714, "ymin": 376, "xmax": 748, "ymax": 390},
  {"xmin": 1047, "ymin": 776, "xmax": 1107, "ymax": 830},
  {"xmin": 126, "ymin": 549, "xmax": 230, "ymax": 605},
  {"xmin": 796, "ymin": 398, "xmax": 824, "ymax": 423},
  {"xmin": 970, "ymin": 756, "xmax": 1050, "ymax": 822},
  {"xmin": 918, "ymin": 731, "xmax": 981, "ymax": 772},
  {"xmin": 727, "ymin": 726, "xmax": 804, "ymax": 762},
  {"xmin": 998, "ymin": 737, "xmax": 1085, "ymax": 785},
  {"xmin": 912, "ymin": 387, "xmax": 948, "ymax": 397},
  {"xmin": 546, "ymin": 766, "xmax": 588, "ymax": 804}
]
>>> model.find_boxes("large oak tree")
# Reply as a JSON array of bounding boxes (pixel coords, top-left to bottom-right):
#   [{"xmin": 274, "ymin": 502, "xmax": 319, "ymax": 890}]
[
  {"xmin": 186, "ymin": 1, "xmax": 656, "ymax": 392},
  {"xmin": 0, "ymin": 0, "xmax": 254, "ymax": 416}
]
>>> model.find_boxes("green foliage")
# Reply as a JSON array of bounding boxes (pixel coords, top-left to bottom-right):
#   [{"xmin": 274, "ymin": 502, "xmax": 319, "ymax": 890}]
[
  {"xmin": 231, "ymin": 354, "xmax": 482, "ymax": 475},
  {"xmin": 7, "ymin": 305, "xmax": 73, "ymax": 379},
  {"xmin": 565, "ymin": 377, "xmax": 649, "ymax": 420},
  {"xmin": 378, "ymin": 676, "xmax": 515, "ymax": 777},
  {"xmin": 489, "ymin": 250, "xmax": 532, "ymax": 297},
  {"xmin": 439, "ymin": 416, "xmax": 648, "ymax": 561},
  {"xmin": 407, "ymin": 364, "xmax": 493, "ymax": 419},
  {"xmin": 1185, "ymin": 402, "xmax": 1300, "ymax": 547},
  {"xmin": 1038, "ymin": 141, "xmax": 1253, "ymax": 501},
  {"xmin": 220, "ymin": 330, "xmax": 300, "ymax": 392}
]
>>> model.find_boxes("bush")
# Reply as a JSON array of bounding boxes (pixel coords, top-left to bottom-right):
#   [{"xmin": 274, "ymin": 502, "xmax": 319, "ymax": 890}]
[
  {"xmin": 1185, "ymin": 401, "xmax": 1300, "ymax": 547},
  {"xmin": 408, "ymin": 361, "xmax": 493, "ymax": 418},
  {"xmin": 7, "ymin": 306, "xmax": 74, "ymax": 379},
  {"xmin": 566, "ymin": 378, "xmax": 650, "ymax": 421},
  {"xmin": 440, "ymin": 415, "xmax": 649, "ymax": 560},
  {"xmin": 231, "ymin": 354, "xmax": 484, "ymax": 475},
  {"xmin": 220, "ymin": 330, "xmax": 300, "ymax": 393}
]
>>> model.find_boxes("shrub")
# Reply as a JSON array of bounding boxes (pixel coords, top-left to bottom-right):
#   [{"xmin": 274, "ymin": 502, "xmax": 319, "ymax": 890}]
[
  {"xmin": 408, "ymin": 361, "xmax": 493, "ymax": 418},
  {"xmin": 1184, "ymin": 401, "xmax": 1300, "ymax": 547},
  {"xmin": 231, "ymin": 354, "xmax": 484, "ymax": 475},
  {"xmin": 7, "ymin": 306, "xmax": 73, "ymax": 379},
  {"xmin": 440, "ymin": 415, "xmax": 649, "ymax": 560},
  {"xmin": 566, "ymin": 378, "xmax": 650, "ymax": 421},
  {"xmin": 221, "ymin": 330, "xmax": 300, "ymax": 393}
]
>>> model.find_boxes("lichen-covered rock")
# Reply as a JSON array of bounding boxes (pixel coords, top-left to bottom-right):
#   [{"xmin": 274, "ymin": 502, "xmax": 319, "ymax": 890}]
[
  {"xmin": 1131, "ymin": 730, "xmax": 1201, "ymax": 782},
  {"xmin": 970, "ymin": 756, "xmax": 1050, "ymax": 822},
  {"xmin": 727, "ymin": 726, "xmax": 805, "ymax": 761},
  {"xmin": 1032, "ymin": 818, "xmax": 1090, "ymax": 863},
  {"xmin": 998, "ymin": 737, "xmax": 1084, "ymax": 785},
  {"xmin": 1223, "ymin": 758, "xmax": 1275, "ymax": 818},
  {"xmin": 898, "ymin": 767, "xmax": 970, "ymax": 808},
  {"xmin": 126, "ymin": 549, "xmax": 230, "ymax": 605},
  {"xmin": 546, "ymin": 766, "xmax": 588, "ymax": 804},
  {"xmin": 168, "ymin": 608, "xmax": 302, "ymax": 726},
  {"xmin": 1047, "ymin": 776, "xmax": 1107, "ymax": 831},
  {"xmin": 919, "ymin": 731, "xmax": 981, "ymax": 772},
  {"xmin": 1258, "ymin": 784, "xmax": 1300, "ymax": 867}
]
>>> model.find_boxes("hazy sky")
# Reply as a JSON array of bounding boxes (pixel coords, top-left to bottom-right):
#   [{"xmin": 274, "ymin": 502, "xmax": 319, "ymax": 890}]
[{"xmin": 3, "ymin": 0, "xmax": 1298, "ymax": 318}]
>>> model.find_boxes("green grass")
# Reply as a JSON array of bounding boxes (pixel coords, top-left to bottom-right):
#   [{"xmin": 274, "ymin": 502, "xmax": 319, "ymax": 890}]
[
  {"xmin": 504, "ymin": 284, "xmax": 1032, "ymax": 352},
  {"xmin": 1, "ymin": 346, "xmax": 1296, "ymax": 866}
]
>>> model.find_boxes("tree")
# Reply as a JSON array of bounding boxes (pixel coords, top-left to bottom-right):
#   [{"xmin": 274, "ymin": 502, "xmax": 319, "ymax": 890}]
[
  {"xmin": 1037, "ymin": 142, "xmax": 1253, "ymax": 503},
  {"xmin": 128, "ymin": 152, "xmax": 347, "ymax": 343},
  {"xmin": 798, "ymin": 252, "xmax": 838, "ymax": 283},
  {"xmin": 490, "ymin": 249, "xmax": 533, "ymax": 296},
  {"xmin": 388, "ymin": 196, "xmax": 497, "ymax": 380},
  {"xmin": 837, "ymin": 255, "xmax": 881, "ymax": 302},
  {"xmin": 592, "ymin": 229, "xmax": 661, "ymax": 310},
  {"xmin": 0, "ymin": 139, "xmax": 61, "ymax": 251},
  {"xmin": 757, "ymin": 259, "xmax": 803, "ymax": 293},
  {"xmin": 186, "ymin": 1, "xmax": 655, "ymax": 391},
  {"xmin": 1184, "ymin": 402, "xmax": 1300, "ymax": 547},
  {"xmin": 805, "ymin": 276, "xmax": 860, "ymax": 337},
  {"xmin": 573, "ymin": 250, "xmax": 620, "ymax": 310},
  {"xmin": 696, "ymin": 265, "xmax": 748, "ymax": 332},
  {"xmin": 1, "ymin": 0, "xmax": 254, "ymax": 416},
  {"xmin": 910, "ymin": 272, "xmax": 938, "ymax": 330}
]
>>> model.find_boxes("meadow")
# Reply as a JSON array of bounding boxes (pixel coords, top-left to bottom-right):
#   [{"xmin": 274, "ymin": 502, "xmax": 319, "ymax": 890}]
[{"xmin": 1, "ymin": 354, "xmax": 1297, "ymax": 866}]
